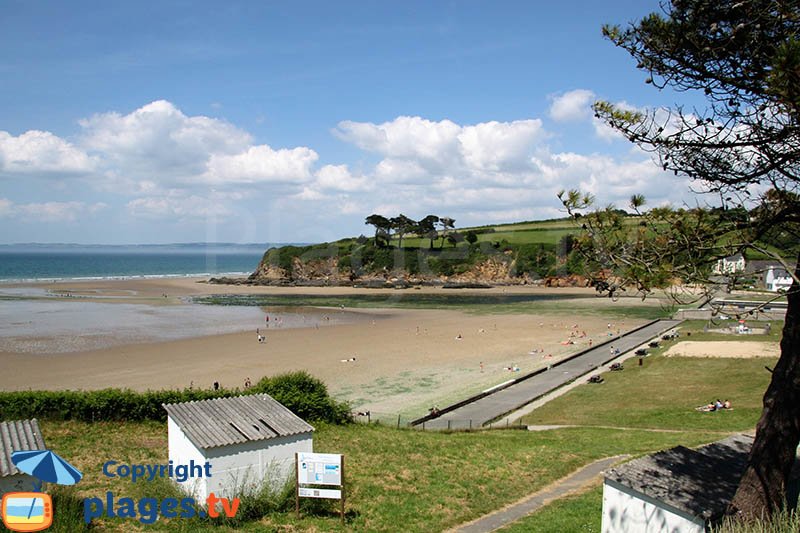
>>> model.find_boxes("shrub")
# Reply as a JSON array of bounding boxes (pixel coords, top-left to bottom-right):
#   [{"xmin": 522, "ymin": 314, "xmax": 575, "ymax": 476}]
[
  {"xmin": 0, "ymin": 372, "xmax": 351, "ymax": 425},
  {"xmin": 254, "ymin": 371, "xmax": 353, "ymax": 425}
]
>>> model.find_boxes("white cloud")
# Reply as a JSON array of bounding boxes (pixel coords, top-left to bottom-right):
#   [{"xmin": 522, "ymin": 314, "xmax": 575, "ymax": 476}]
[
  {"xmin": 334, "ymin": 116, "xmax": 462, "ymax": 167},
  {"xmin": 458, "ymin": 120, "xmax": 545, "ymax": 173},
  {"xmin": 335, "ymin": 116, "xmax": 546, "ymax": 185},
  {"xmin": 314, "ymin": 164, "xmax": 371, "ymax": 192},
  {"xmin": 0, "ymin": 198, "xmax": 14, "ymax": 216},
  {"xmin": 3, "ymin": 99, "xmax": 699, "ymax": 243},
  {"xmin": 0, "ymin": 199, "xmax": 107, "ymax": 222},
  {"xmin": 549, "ymin": 89, "xmax": 595, "ymax": 122},
  {"xmin": 79, "ymin": 100, "xmax": 252, "ymax": 181},
  {"xmin": 0, "ymin": 130, "xmax": 95, "ymax": 175},
  {"xmin": 126, "ymin": 194, "xmax": 231, "ymax": 220},
  {"xmin": 203, "ymin": 145, "xmax": 318, "ymax": 185}
]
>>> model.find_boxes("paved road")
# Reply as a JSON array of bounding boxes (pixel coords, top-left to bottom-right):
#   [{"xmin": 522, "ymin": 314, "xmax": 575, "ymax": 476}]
[{"xmin": 417, "ymin": 319, "xmax": 682, "ymax": 430}]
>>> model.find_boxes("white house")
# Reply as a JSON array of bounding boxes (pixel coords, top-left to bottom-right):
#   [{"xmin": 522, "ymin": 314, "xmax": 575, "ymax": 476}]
[
  {"xmin": 0, "ymin": 419, "xmax": 47, "ymax": 495},
  {"xmin": 765, "ymin": 266, "xmax": 793, "ymax": 292},
  {"xmin": 602, "ymin": 434, "xmax": 757, "ymax": 533},
  {"xmin": 713, "ymin": 254, "xmax": 746, "ymax": 275},
  {"xmin": 163, "ymin": 394, "xmax": 314, "ymax": 501}
]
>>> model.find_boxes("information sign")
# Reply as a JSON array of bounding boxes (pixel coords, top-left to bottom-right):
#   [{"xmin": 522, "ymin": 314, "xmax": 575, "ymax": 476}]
[{"xmin": 297, "ymin": 452, "xmax": 342, "ymax": 486}]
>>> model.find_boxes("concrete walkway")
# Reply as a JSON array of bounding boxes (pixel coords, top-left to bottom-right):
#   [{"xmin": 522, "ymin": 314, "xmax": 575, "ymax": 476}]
[
  {"xmin": 418, "ymin": 320, "xmax": 681, "ymax": 429},
  {"xmin": 449, "ymin": 455, "xmax": 628, "ymax": 533}
]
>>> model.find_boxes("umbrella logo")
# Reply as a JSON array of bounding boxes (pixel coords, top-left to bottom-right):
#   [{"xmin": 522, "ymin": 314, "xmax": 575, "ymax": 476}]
[{"xmin": 1, "ymin": 449, "xmax": 82, "ymax": 532}]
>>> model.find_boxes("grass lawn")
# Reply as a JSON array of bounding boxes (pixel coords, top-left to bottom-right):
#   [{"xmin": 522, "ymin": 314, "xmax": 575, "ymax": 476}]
[
  {"xmin": 520, "ymin": 355, "xmax": 774, "ymax": 431},
  {"xmin": 498, "ymin": 485, "xmax": 603, "ymax": 533},
  {"xmin": 37, "ymin": 422, "xmax": 721, "ymax": 532}
]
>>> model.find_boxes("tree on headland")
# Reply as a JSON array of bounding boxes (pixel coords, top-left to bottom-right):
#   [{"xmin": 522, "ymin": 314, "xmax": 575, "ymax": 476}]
[
  {"xmin": 446, "ymin": 231, "xmax": 465, "ymax": 248},
  {"xmin": 390, "ymin": 214, "xmax": 417, "ymax": 249},
  {"xmin": 438, "ymin": 217, "xmax": 456, "ymax": 248},
  {"xmin": 566, "ymin": 0, "xmax": 799, "ymax": 521},
  {"xmin": 417, "ymin": 215, "xmax": 441, "ymax": 249},
  {"xmin": 365, "ymin": 214, "xmax": 391, "ymax": 247}
]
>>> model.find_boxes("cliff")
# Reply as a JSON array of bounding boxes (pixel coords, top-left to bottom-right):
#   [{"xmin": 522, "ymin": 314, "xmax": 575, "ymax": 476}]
[{"xmin": 210, "ymin": 240, "xmax": 591, "ymax": 288}]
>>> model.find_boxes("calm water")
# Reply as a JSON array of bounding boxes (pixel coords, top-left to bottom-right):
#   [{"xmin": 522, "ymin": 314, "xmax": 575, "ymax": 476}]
[{"xmin": 0, "ymin": 244, "xmax": 274, "ymax": 281}]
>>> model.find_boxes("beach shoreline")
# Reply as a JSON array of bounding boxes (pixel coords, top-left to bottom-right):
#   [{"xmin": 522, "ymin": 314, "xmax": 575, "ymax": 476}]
[{"xmin": 0, "ymin": 277, "xmax": 645, "ymax": 416}]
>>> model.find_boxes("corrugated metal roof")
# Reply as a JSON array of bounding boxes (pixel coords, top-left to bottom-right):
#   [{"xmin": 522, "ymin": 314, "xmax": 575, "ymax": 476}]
[
  {"xmin": 605, "ymin": 434, "xmax": 754, "ymax": 521},
  {"xmin": 163, "ymin": 394, "xmax": 314, "ymax": 450},
  {"xmin": 0, "ymin": 419, "xmax": 47, "ymax": 478}
]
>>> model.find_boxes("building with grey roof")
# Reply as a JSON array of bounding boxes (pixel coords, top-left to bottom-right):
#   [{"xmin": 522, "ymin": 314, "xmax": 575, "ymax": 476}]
[
  {"xmin": 163, "ymin": 394, "xmax": 314, "ymax": 500},
  {"xmin": 601, "ymin": 434, "xmax": 799, "ymax": 532},
  {"xmin": 0, "ymin": 419, "xmax": 47, "ymax": 495}
]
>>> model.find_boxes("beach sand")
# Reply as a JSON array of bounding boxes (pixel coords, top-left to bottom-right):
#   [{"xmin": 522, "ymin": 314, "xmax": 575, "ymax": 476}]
[
  {"xmin": 663, "ymin": 340, "xmax": 780, "ymax": 358},
  {"xmin": 0, "ymin": 278, "xmax": 644, "ymax": 415}
]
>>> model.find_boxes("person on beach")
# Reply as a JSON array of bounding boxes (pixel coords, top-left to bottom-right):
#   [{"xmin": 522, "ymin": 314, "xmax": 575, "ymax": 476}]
[
  {"xmin": 244, "ymin": 377, "xmax": 251, "ymax": 388},
  {"xmin": 213, "ymin": 381, "xmax": 220, "ymax": 391}
]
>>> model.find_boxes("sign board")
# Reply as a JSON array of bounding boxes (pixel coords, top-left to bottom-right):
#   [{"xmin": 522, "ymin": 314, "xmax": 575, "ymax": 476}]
[
  {"xmin": 297, "ymin": 452, "xmax": 342, "ymax": 486},
  {"xmin": 296, "ymin": 452, "xmax": 346, "ymax": 524},
  {"xmin": 298, "ymin": 487, "xmax": 342, "ymax": 499}
]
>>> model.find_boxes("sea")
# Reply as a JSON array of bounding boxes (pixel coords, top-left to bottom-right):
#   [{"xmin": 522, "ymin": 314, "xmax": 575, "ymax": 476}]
[
  {"xmin": 0, "ymin": 243, "xmax": 358, "ymax": 355},
  {"xmin": 0, "ymin": 243, "xmax": 278, "ymax": 282}
]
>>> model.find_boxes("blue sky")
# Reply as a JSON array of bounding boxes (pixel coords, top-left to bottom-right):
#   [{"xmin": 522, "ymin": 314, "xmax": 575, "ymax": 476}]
[{"xmin": 0, "ymin": 1, "xmax": 703, "ymax": 244}]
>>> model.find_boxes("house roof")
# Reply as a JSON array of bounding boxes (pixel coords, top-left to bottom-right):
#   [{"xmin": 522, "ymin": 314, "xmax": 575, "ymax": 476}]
[
  {"xmin": 163, "ymin": 394, "xmax": 314, "ymax": 450},
  {"xmin": 605, "ymin": 434, "xmax": 754, "ymax": 521},
  {"xmin": 0, "ymin": 419, "xmax": 47, "ymax": 478},
  {"xmin": 724, "ymin": 254, "xmax": 745, "ymax": 262}
]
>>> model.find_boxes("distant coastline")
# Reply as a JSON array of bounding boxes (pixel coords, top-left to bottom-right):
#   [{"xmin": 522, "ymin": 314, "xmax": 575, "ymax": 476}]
[{"xmin": 0, "ymin": 242, "xmax": 297, "ymax": 282}]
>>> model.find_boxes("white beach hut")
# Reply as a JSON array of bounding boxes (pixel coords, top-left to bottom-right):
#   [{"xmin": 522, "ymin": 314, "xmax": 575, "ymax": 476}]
[
  {"xmin": 0, "ymin": 419, "xmax": 47, "ymax": 495},
  {"xmin": 163, "ymin": 394, "xmax": 314, "ymax": 500},
  {"xmin": 601, "ymin": 434, "xmax": 800, "ymax": 533}
]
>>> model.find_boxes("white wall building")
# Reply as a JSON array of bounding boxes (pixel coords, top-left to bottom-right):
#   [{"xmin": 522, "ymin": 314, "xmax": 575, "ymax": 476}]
[
  {"xmin": 602, "ymin": 435, "xmax": 757, "ymax": 533},
  {"xmin": 713, "ymin": 254, "xmax": 746, "ymax": 275},
  {"xmin": 765, "ymin": 266, "xmax": 794, "ymax": 292},
  {"xmin": 0, "ymin": 419, "xmax": 47, "ymax": 495},
  {"xmin": 164, "ymin": 394, "xmax": 314, "ymax": 501}
]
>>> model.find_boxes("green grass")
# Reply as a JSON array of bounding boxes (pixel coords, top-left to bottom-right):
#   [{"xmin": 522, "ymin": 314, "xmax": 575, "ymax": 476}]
[
  {"xmin": 33, "ymin": 421, "xmax": 723, "ymax": 532},
  {"xmin": 498, "ymin": 485, "xmax": 603, "ymax": 533},
  {"xmin": 520, "ymin": 355, "xmax": 773, "ymax": 431}
]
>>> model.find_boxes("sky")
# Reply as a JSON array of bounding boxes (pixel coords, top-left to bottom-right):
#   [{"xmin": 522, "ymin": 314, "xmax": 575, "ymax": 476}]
[{"xmin": 0, "ymin": 1, "xmax": 708, "ymax": 245}]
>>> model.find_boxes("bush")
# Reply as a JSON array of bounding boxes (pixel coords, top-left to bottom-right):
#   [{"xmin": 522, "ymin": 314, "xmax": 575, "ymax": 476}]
[
  {"xmin": 254, "ymin": 371, "xmax": 353, "ymax": 425},
  {"xmin": 0, "ymin": 372, "xmax": 351, "ymax": 425}
]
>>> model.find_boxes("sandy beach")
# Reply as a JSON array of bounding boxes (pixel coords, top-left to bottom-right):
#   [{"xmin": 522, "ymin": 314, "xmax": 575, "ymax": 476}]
[
  {"xmin": 663, "ymin": 340, "xmax": 780, "ymax": 358},
  {"xmin": 0, "ymin": 277, "xmax": 645, "ymax": 416}
]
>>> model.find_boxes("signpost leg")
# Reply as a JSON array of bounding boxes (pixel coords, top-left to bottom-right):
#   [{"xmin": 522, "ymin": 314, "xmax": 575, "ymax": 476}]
[
  {"xmin": 295, "ymin": 453, "xmax": 300, "ymax": 519},
  {"xmin": 341, "ymin": 455, "xmax": 346, "ymax": 526}
]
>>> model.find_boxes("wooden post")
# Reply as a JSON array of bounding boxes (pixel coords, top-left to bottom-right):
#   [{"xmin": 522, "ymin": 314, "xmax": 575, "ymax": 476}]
[
  {"xmin": 295, "ymin": 452, "xmax": 300, "ymax": 519},
  {"xmin": 341, "ymin": 455, "xmax": 346, "ymax": 526},
  {"xmin": 397, "ymin": 414, "xmax": 401, "ymax": 428}
]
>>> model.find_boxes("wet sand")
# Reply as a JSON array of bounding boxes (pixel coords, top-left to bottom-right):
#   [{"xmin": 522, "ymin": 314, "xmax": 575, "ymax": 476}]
[{"xmin": 0, "ymin": 277, "xmax": 643, "ymax": 415}]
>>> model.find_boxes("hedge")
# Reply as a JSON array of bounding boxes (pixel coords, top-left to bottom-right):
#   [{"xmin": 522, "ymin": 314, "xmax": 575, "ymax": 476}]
[{"xmin": 0, "ymin": 371, "xmax": 352, "ymax": 425}]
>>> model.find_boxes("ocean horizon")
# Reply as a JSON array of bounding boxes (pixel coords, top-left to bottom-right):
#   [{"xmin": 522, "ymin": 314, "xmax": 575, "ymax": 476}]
[{"xmin": 0, "ymin": 242, "xmax": 296, "ymax": 282}]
